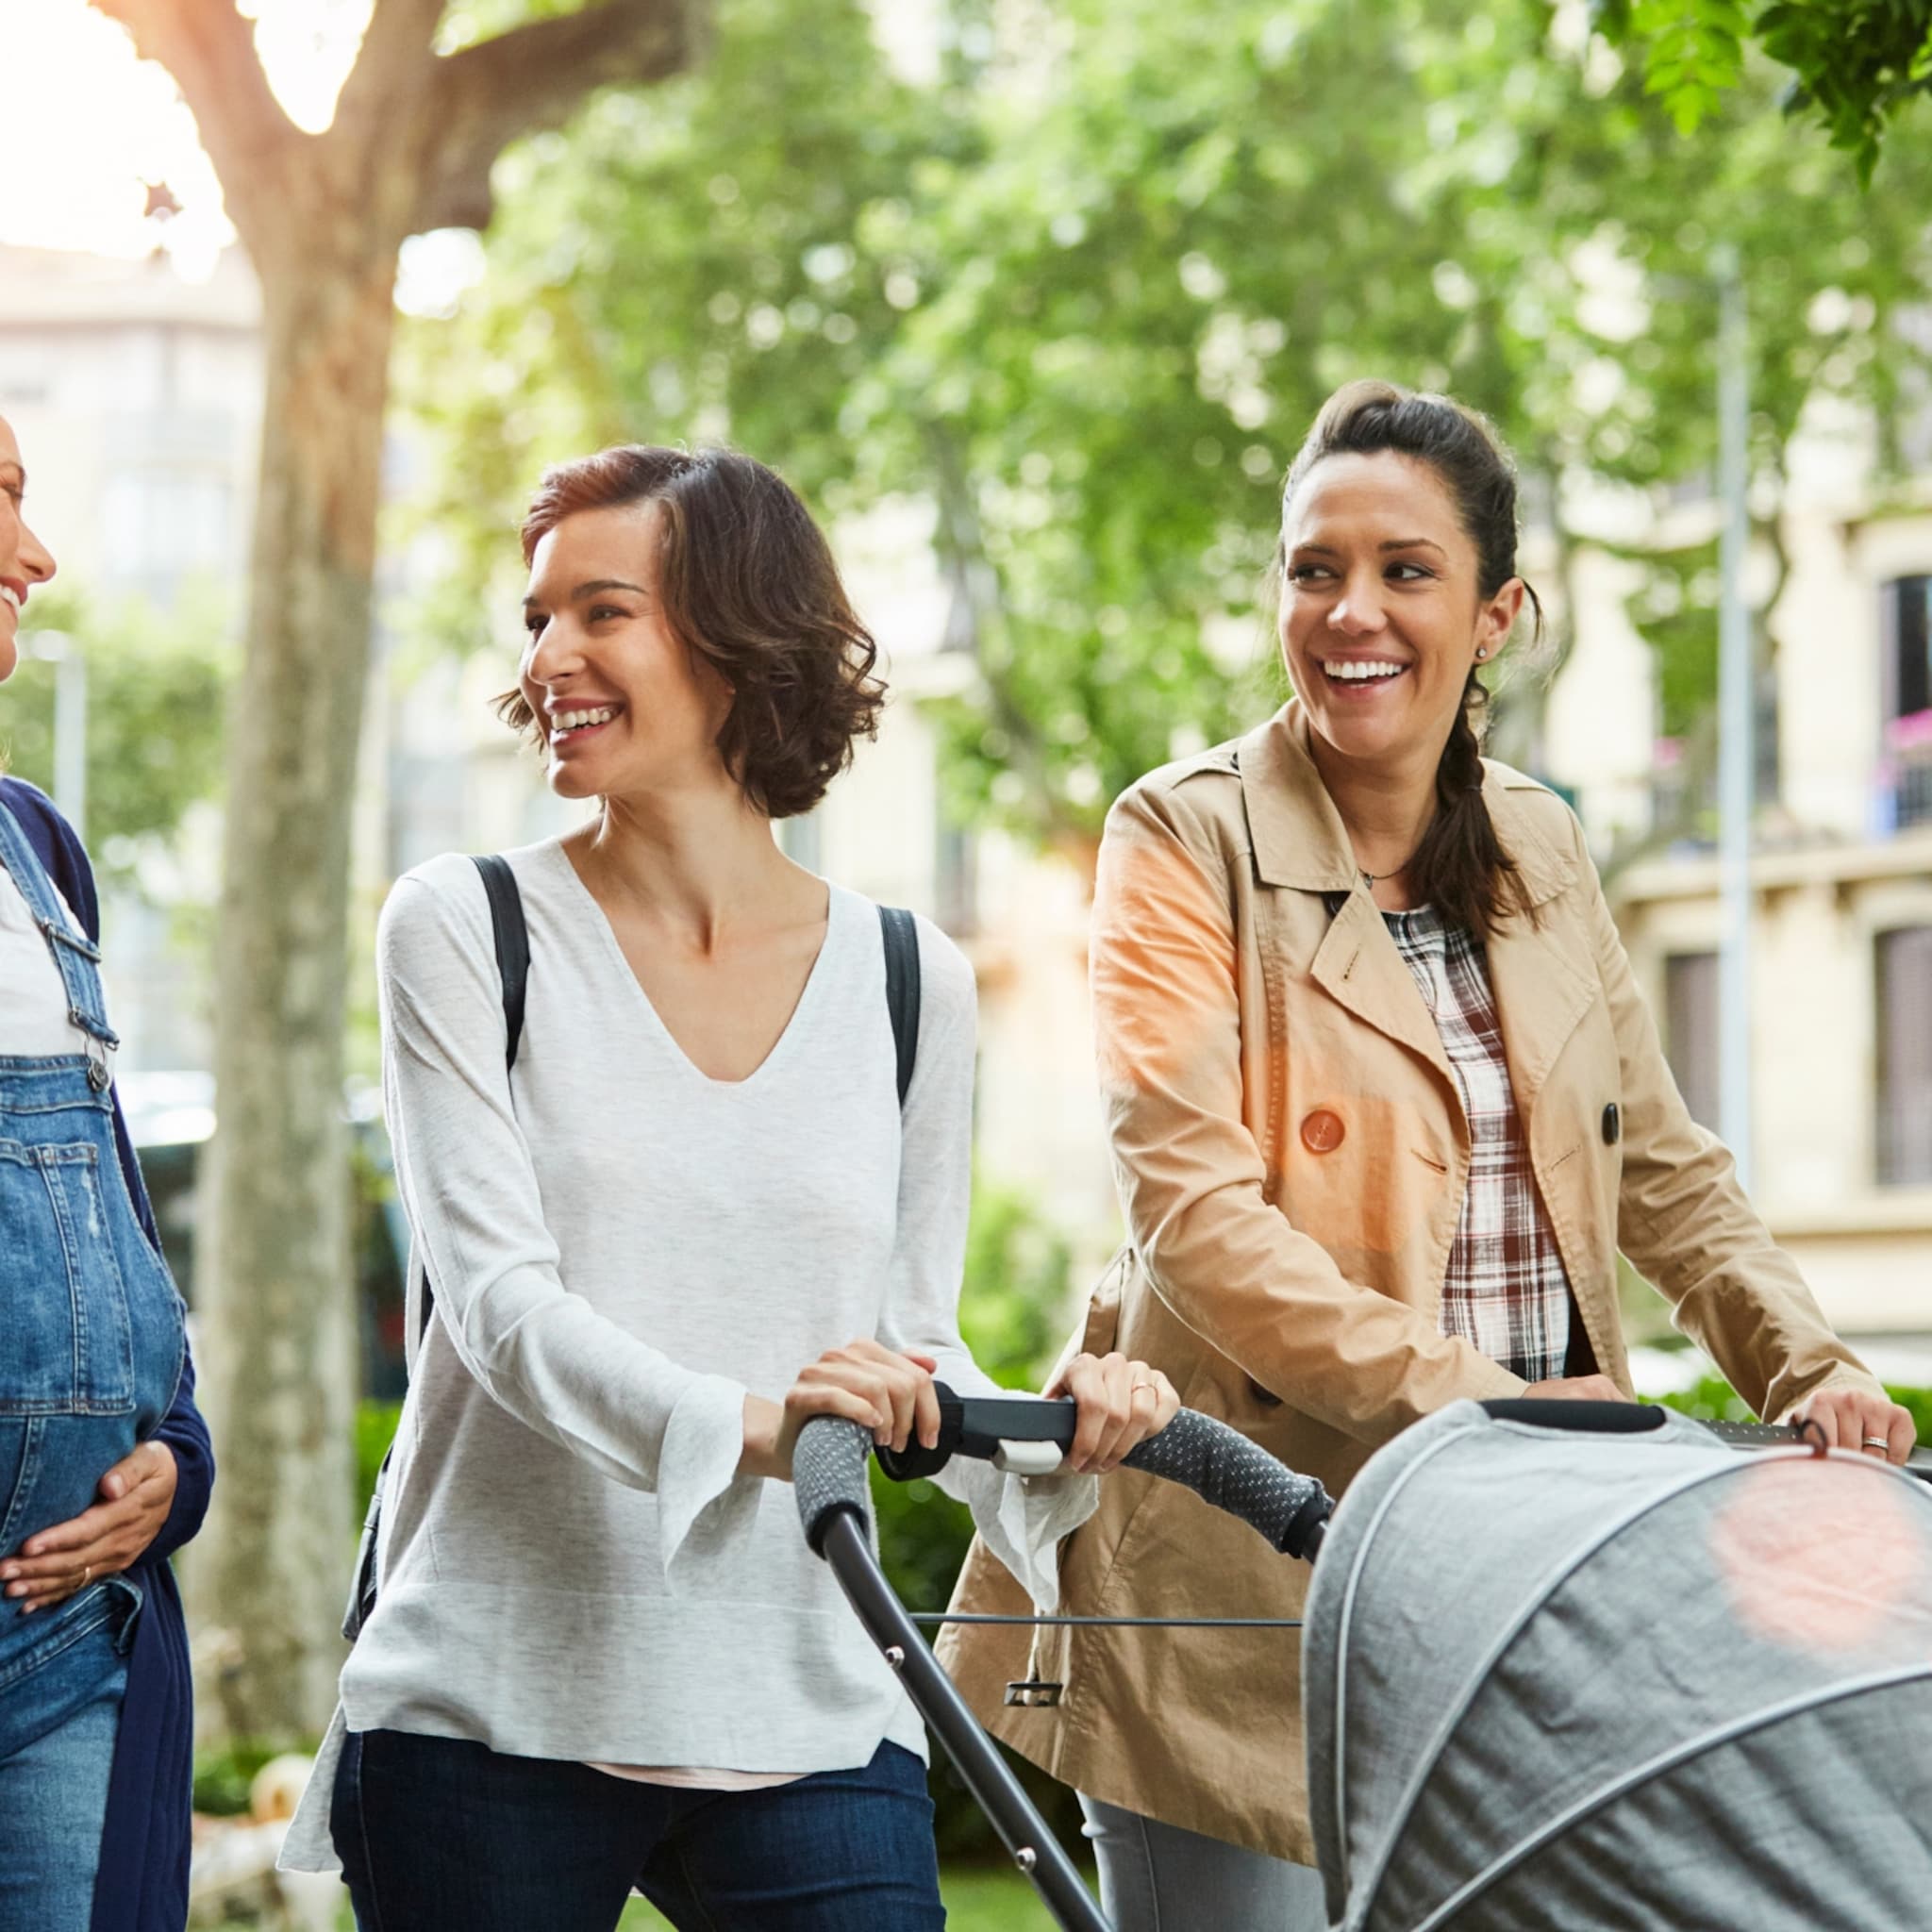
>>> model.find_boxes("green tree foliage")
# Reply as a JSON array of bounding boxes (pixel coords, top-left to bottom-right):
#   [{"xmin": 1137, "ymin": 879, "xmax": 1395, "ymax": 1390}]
[
  {"xmin": 395, "ymin": 0, "xmax": 936, "ymax": 650},
  {"xmin": 1507, "ymin": 73, "xmax": 1932, "ymax": 818},
  {"xmin": 954, "ymin": 1170, "xmax": 1075, "ymax": 1382},
  {"xmin": 865, "ymin": 0, "xmax": 1508, "ymax": 858},
  {"xmin": 406, "ymin": 0, "xmax": 1932, "ymax": 858},
  {"xmin": 0, "ymin": 584, "xmax": 232, "ymax": 888},
  {"xmin": 1592, "ymin": 0, "xmax": 1932, "ymax": 176}
]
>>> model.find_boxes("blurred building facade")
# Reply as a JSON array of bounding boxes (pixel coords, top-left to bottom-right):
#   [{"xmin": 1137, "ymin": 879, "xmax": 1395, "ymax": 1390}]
[
  {"xmin": 0, "ymin": 241, "xmax": 260, "ymax": 1072},
  {"xmin": 1543, "ymin": 414, "xmax": 1932, "ymax": 1348},
  {"xmin": 0, "ymin": 242, "xmax": 260, "ymax": 597}
]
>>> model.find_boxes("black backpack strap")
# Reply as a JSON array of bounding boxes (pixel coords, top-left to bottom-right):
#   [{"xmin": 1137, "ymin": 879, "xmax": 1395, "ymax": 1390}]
[
  {"xmin": 354, "ymin": 856, "xmax": 531, "ymax": 1641},
  {"xmin": 417, "ymin": 858, "xmax": 530, "ymax": 1342},
  {"xmin": 472, "ymin": 853, "xmax": 529, "ymax": 1072},
  {"xmin": 878, "ymin": 904, "xmax": 920, "ymax": 1108}
]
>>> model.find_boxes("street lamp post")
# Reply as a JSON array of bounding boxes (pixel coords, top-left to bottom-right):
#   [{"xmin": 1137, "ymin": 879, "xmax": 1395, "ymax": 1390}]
[
  {"xmin": 1712, "ymin": 245, "xmax": 1754, "ymax": 1191},
  {"xmin": 27, "ymin": 630, "xmax": 88, "ymax": 848}
]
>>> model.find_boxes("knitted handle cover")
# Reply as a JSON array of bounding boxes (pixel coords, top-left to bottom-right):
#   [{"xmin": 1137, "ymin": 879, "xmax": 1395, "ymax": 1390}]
[
  {"xmin": 793, "ymin": 1416, "xmax": 874, "ymax": 1555},
  {"xmin": 1124, "ymin": 1408, "xmax": 1331, "ymax": 1557}
]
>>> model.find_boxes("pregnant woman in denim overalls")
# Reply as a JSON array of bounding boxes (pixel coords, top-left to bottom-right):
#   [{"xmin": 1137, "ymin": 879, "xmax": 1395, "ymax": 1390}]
[{"xmin": 0, "ymin": 410, "xmax": 212, "ymax": 1932}]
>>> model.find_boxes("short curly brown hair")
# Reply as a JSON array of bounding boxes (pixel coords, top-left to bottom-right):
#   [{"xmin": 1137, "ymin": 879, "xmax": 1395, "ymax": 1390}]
[{"xmin": 499, "ymin": 445, "xmax": 885, "ymax": 818}]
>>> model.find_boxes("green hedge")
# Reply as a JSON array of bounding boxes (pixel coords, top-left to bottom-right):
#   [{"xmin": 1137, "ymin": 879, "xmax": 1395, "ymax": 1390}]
[{"xmin": 192, "ymin": 1738, "xmax": 289, "ymax": 1818}]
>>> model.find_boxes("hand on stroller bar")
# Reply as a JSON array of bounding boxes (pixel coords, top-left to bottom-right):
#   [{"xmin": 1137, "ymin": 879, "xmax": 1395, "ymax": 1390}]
[{"xmin": 795, "ymin": 1384, "xmax": 1335, "ymax": 1562}]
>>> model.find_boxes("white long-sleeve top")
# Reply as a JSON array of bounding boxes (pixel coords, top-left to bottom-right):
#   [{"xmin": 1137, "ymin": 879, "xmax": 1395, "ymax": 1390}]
[{"xmin": 285, "ymin": 842, "xmax": 1093, "ymax": 1869}]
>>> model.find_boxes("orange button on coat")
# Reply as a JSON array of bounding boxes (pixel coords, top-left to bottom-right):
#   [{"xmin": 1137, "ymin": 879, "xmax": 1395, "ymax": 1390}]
[{"xmin": 1300, "ymin": 1108, "xmax": 1345, "ymax": 1154}]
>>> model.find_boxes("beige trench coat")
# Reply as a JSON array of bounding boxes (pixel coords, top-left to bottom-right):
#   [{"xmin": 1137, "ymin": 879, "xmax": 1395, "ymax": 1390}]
[{"xmin": 938, "ymin": 701, "xmax": 1882, "ymax": 1864}]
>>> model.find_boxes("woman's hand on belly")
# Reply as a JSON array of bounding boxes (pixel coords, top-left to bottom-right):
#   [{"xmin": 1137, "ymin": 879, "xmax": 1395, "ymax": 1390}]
[
  {"xmin": 0, "ymin": 1440, "xmax": 177, "ymax": 1613},
  {"xmin": 741, "ymin": 1341, "xmax": 943, "ymax": 1481}
]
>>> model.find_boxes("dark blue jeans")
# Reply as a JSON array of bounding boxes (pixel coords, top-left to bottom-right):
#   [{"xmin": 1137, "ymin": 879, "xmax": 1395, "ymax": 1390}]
[{"xmin": 331, "ymin": 1728, "xmax": 946, "ymax": 1931}]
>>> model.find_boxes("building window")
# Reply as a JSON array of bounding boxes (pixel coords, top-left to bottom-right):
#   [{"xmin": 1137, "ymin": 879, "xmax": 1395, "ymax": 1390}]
[
  {"xmin": 1876, "ymin": 925, "xmax": 1932, "ymax": 1186},
  {"xmin": 1646, "ymin": 663, "xmax": 1779, "ymax": 841},
  {"xmin": 1663, "ymin": 951, "xmax": 1720, "ymax": 1131},
  {"xmin": 935, "ymin": 820, "xmax": 978, "ymax": 937},
  {"xmin": 1880, "ymin": 576, "xmax": 1932, "ymax": 831}
]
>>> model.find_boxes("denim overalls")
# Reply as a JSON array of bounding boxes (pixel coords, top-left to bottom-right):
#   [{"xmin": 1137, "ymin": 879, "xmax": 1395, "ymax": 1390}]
[{"xmin": 0, "ymin": 801, "xmax": 185, "ymax": 1761}]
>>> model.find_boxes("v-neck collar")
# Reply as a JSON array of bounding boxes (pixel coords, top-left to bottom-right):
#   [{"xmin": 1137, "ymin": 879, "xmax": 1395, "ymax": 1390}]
[{"xmin": 545, "ymin": 842, "xmax": 844, "ymax": 1095}]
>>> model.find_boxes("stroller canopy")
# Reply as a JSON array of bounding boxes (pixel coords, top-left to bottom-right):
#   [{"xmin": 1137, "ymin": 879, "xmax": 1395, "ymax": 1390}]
[{"xmin": 1303, "ymin": 1400, "xmax": 1932, "ymax": 1932}]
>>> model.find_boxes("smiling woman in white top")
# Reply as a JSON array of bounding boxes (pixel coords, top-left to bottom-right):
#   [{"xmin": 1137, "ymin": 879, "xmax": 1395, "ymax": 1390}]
[{"xmin": 282, "ymin": 444, "xmax": 1178, "ymax": 1931}]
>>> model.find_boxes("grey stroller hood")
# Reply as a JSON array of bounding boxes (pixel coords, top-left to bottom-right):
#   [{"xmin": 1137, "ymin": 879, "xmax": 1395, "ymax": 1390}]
[{"xmin": 1304, "ymin": 1399, "xmax": 1932, "ymax": 1932}]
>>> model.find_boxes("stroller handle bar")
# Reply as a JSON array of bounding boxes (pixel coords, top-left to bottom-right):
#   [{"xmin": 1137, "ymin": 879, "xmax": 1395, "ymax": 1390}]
[{"xmin": 795, "ymin": 1385, "xmax": 1334, "ymax": 1561}]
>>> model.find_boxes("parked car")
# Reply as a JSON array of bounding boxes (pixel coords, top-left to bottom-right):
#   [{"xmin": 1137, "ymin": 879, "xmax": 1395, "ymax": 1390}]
[{"xmin": 121, "ymin": 1072, "xmax": 411, "ymax": 1402}]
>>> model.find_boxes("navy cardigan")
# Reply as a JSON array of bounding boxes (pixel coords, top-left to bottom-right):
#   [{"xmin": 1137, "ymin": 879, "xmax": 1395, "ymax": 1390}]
[{"xmin": 1, "ymin": 778, "xmax": 215, "ymax": 1932}]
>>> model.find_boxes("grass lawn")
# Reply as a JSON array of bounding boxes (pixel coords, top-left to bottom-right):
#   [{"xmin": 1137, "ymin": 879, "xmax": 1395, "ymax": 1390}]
[{"xmin": 618, "ymin": 1865, "xmax": 1078, "ymax": 1929}]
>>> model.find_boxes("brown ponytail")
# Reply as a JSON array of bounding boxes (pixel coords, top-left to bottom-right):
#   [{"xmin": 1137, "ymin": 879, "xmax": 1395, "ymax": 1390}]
[
  {"xmin": 1283, "ymin": 378, "xmax": 1542, "ymax": 934},
  {"xmin": 1404, "ymin": 670, "xmax": 1524, "ymax": 933}
]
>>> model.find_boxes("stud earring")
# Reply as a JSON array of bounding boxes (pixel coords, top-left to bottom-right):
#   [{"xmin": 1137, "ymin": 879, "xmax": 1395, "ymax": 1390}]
[{"xmin": 1474, "ymin": 647, "xmax": 1488, "ymax": 660}]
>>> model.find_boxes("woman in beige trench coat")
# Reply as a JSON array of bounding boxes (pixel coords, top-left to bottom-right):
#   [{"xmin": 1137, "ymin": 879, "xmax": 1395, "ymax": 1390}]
[{"xmin": 939, "ymin": 380, "xmax": 1915, "ymax": 1930}]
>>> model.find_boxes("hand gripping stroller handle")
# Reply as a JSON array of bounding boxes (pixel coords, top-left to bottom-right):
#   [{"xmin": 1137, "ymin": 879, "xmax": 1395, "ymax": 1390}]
[
  {"xmin": 1122, "ymin": 1407, "xmax": 1333, "ymax": 1560},
  {"xmin": 795, "ymin": 1415, "xmax": 875, "ymax": 1556}
]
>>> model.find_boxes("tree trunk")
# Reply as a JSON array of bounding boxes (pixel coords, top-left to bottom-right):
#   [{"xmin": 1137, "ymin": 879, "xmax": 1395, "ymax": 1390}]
[{"xmin": 195, "ymin": 247, "xmax": 398, "ymax": 1740}]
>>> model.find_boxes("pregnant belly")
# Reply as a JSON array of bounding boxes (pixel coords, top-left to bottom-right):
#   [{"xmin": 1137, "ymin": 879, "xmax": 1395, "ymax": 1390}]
[{"xmin": 0, "ymin": 1412, "xmax": 142, "ymax": 1574}]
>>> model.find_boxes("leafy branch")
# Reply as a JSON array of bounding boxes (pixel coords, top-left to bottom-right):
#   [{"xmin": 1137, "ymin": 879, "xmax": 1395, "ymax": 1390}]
[{"xmin": 1592, "ymin": 0, "xmax": 1932, "ymax": 177}]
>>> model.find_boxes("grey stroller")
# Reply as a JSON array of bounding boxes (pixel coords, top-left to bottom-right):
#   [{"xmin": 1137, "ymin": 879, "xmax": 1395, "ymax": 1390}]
[
  {"xmin": 1303, "ymin": 1398, "xmax": 1932, "ymax": 1931},
  {"xmin": 795, "ymin": 1391, "xmax": 1932, "ymax": 1931}
]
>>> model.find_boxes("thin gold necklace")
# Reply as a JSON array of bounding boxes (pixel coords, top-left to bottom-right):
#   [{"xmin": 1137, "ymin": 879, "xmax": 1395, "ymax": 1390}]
[{"xmin": 1357, "ymin": 852, "xmax": 1417, "ymax": 890}]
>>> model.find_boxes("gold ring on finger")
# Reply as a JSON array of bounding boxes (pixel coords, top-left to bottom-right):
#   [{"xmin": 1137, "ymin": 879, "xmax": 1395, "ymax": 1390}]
[{"xmin": 80, "ymin": 1564, "xmax": 92, "ymax": 1588}]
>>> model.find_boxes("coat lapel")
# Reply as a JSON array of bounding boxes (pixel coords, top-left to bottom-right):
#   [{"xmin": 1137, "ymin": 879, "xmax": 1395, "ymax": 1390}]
[
  {"xmin": 1241, "ymin": 707, "xmax": 1454, "ymax": 1085},
  {"xmin": 1240, "ymin": 703, "xmax": 1600, "ymax": 1109},
  {"xmin": 1307, "ymin": 891, "xmax": 1455, "ymax": 1085}
]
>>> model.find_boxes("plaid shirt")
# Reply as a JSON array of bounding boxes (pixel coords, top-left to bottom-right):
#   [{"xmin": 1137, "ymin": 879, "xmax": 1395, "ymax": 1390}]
[{"xmin": 1383, "ymin": 906, "xmax": 1573, "ymax": 1383}]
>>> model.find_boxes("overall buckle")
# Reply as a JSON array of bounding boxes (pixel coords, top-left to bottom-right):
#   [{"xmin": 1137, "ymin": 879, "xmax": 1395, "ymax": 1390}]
[{"xmin": 67, "ymin": 1011, "xmax": 117, "ymax": 1091}]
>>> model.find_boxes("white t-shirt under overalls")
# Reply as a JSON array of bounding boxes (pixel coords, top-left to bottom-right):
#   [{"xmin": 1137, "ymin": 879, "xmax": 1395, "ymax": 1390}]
[{"xmin": 0, "ymin": 861, "xmax": 87, "ymax": 1054}]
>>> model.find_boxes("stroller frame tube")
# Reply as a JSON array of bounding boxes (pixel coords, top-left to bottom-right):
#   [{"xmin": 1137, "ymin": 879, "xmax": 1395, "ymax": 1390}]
[{"xmin": 817, "ymin": 1507, "xmax": 1109, "ymax": 1932}]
